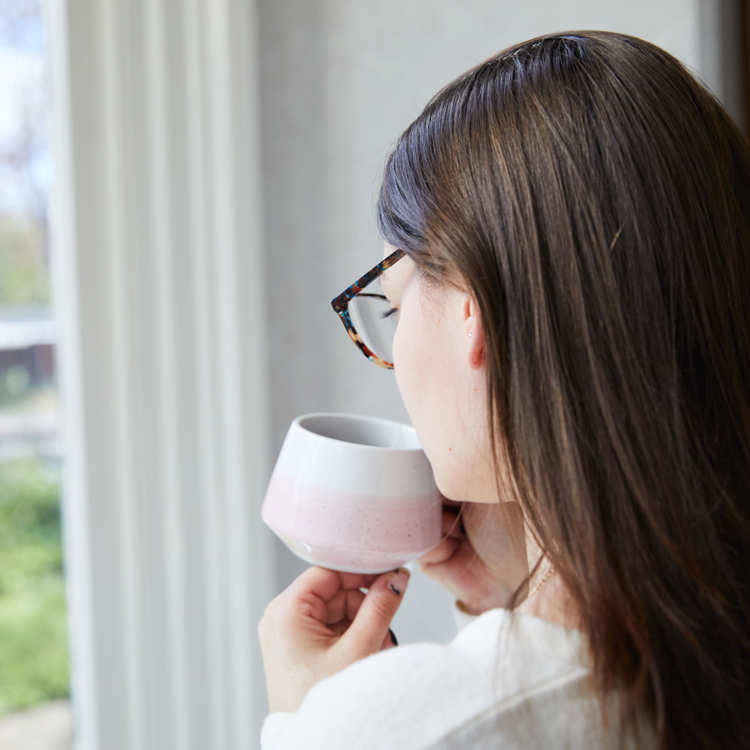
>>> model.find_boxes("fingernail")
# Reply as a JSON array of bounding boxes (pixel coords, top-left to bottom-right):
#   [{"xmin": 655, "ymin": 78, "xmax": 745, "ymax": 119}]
[
  {"xmin": 388, "ymin": 567, "xmax": 410, "ymax": 596},
  {"xmin": 388, "ymin": 628, "xmax": 398, "ymax": 646}
]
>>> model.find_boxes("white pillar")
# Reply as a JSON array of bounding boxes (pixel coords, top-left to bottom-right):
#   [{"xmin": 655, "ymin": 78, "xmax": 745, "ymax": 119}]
[{"xmin": 45, "ymin": 0, "xmax": 274, "ymax": 747}]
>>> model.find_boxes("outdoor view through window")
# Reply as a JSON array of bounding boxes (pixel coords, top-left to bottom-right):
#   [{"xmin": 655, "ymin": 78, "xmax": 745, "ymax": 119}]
[{"xmin": 0, "ymin": 2, "xmax": 72, "ymax": 748}]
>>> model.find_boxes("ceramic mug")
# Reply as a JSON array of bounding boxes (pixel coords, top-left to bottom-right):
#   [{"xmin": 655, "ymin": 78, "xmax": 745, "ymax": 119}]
[{"xmin": 261, "ymin": 412, "xmax": 442, "ymax": 573}]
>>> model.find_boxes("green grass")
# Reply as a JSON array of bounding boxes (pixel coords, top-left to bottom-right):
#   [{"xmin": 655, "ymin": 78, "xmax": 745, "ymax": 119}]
[{"xmin": 0, "ymin": 458, "xmax": 69, "ymax": 714}]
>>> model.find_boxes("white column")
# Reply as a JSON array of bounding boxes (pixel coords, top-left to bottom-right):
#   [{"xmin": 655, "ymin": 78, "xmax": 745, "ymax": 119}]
[{"xmin": 45, "ymin": 0, "xmax": 274, "ymax": 748}]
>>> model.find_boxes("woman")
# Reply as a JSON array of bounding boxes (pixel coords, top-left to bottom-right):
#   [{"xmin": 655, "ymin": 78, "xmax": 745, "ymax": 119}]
[{"xmin": 258, "ymin": 30, "xmax": 750, "ymax": 749}]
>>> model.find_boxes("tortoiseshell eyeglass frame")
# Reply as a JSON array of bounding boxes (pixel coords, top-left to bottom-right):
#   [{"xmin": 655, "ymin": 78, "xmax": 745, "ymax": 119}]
[{"xmin": 330, "ymin": 247, "xmax": 406, "ymax": 369}]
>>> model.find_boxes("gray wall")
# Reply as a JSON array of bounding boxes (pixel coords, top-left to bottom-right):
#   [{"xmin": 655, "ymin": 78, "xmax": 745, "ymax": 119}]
[{"xmin": 257, "ymin": 0, "xmax": 744, "ymax": 645}]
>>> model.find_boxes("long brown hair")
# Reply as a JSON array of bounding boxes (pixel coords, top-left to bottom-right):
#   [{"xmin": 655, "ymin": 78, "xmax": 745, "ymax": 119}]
[{"xmin": 376, "ymin": 31, "xmax": 750, "ymax": 749}]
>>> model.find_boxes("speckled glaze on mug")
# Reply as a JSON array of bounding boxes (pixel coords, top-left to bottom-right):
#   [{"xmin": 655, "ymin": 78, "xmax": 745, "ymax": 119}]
[{"xmin": 261, "ymin": 413, "xmax": 442, "ymax": 573}]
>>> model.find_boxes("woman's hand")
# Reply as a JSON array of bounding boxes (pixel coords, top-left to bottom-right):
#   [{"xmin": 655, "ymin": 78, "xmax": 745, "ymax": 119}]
[
  {"xmin": 257, "ymin": 565, "xmax": 410, "ymax": 714},
  {"xmin": 418, "ymin": 499, "xmax": 528, "ymax": 615}
]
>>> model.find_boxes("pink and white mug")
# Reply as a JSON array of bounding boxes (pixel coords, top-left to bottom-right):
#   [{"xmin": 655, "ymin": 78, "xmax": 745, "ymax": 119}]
[{"xmin": 261, "ymin": 412, "xmax": 442, "ymax": 573}]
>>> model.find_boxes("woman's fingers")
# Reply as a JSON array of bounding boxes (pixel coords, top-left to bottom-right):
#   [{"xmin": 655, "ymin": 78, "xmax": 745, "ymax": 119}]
[
  {"xmin": 418, "ymin": 506, "xmax": 465, "ymax": 566},
  {"xmin": 325, "ymin": 587, "xmax": 366, "ymax": 624},
  {"xmin": 327, "ymin": 601, "xmax": 398, "ymax": 649},
  {"xmin": 339, "ymin": 569, "xmax": 410, "ymax": 658},
  {"xmin": 328, "ymin": 619, "xmax": 350, "ymax": 636},
  {"xmin": 419, "ymin": 541, "xmax": 487, "ymax": 604},
  {"xmin": 285, "ymin": 567, "xmax": 377, "ymax": 607},
  {"xmin": 380, "ymin": 630, "xmax": 396, "ymax": 650},
  {"xmin": 418, "ymin": 535, "xmax": 460, "ymax": 566}
]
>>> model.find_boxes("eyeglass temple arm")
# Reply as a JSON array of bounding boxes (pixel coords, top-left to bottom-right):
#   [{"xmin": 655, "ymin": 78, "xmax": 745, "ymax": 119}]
[{"xmin": 330, "ymin": 247, "xmax": 406, "ymax": 310}]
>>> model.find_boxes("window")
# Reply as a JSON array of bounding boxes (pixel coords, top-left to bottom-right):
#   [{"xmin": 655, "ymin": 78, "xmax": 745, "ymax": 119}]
[{"xmin": 0, "ymin": 1, "xmax": 71, "ymax": 745}]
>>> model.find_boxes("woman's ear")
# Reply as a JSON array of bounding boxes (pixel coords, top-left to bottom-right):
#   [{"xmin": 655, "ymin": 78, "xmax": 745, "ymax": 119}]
[{"xmin": 464, "ymin": 294, "xmax": 485, "ymax": 370}]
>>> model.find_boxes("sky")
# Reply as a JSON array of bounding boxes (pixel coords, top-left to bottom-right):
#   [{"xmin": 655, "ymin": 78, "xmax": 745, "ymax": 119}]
[{"xmin": 0, "ymin": 4, "xmax": 49, "ymax": 216}]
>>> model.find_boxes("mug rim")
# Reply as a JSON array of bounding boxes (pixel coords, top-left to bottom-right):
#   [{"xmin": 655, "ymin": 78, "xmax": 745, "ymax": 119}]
[{"xmin": 292, "ymin": 411, "xmax": 423, "ymax": 452}]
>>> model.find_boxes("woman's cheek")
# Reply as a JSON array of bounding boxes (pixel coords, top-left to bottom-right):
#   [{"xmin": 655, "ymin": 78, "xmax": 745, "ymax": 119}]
[
  {"xmin": 392, "ymin": 320, "xmax": 416, "ymax": 418},
  {"xmin": 392, "ymin": 323, "xmax": 405, "ymax": 393}
]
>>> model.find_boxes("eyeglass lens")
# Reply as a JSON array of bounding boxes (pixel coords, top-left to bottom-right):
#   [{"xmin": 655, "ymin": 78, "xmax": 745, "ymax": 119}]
[{"xmin": 348, "ymin": 276, "xmax": 398, "ymax": 364}]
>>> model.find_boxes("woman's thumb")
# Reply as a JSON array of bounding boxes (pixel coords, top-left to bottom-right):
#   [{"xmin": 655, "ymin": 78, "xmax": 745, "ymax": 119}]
[{"xmin": 342, "ymin": 568, "xmax": 410, "ymax": 656}]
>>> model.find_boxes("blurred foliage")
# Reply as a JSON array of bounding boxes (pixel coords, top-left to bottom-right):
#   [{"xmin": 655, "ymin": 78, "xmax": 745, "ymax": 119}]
[
  {"xmin": 0, "ymin": 214, "xmax": 50, "ymax": 307},
  {"xmin": 0, "ymin": 364, "xmax": 33, "ymax": 407},
  {"xmin": 0, "ymin": 0, "xmax": 63, "ymax": 713},
  {"xmin": 0, "ymin": 458, "xmax": 69, "ymax": 713},
  {"xmin": 0, "ymin": 378, "xmax": 55, "ymax": 414}
]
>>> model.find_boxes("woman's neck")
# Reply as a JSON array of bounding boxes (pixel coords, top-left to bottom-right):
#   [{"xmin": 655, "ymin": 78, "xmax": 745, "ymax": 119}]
[
  {"xmin": 514, "ymin": 572, "xmax": 582, "ymax": 630},
  {"xmin": 516, "ymin": 523, "xmax": 582, "ymax": 630}
]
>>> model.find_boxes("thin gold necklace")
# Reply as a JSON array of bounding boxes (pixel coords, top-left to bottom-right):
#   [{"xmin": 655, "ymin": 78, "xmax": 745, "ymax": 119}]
[{"xmin": 528, "ymin": 564, "xmax": 556, "ymax": 599}]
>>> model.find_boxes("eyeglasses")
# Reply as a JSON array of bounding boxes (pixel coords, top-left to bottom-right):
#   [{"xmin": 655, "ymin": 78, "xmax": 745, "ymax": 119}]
[{"xmin": 330, "ymin": 247, "xmax": 406, "ymax": 369}]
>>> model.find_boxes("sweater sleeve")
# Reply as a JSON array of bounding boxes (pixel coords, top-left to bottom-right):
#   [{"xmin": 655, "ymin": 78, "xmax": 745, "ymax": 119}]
[
  {"xmin": 260, "ymin": 609, "xmax": 597, "ymax": 750},
  {"xmin": 260, "ymin": 640, "xmax": 472, "ymax": 750}
]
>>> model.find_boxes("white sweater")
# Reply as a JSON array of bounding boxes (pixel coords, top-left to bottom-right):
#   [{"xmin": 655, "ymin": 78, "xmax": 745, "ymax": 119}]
[{"xmin": 261, "ymin": 602, "xmax": 654, "ymax": 749}]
